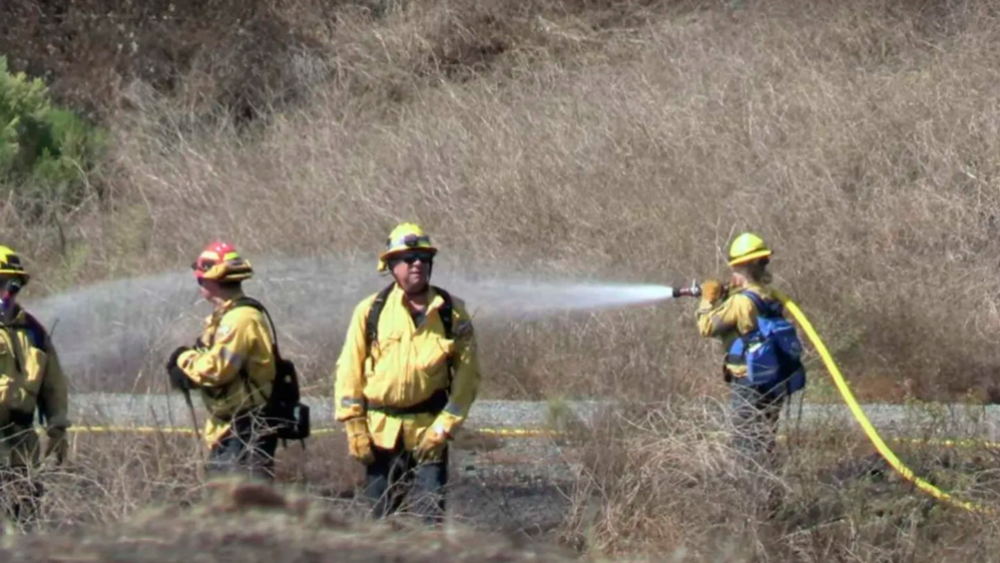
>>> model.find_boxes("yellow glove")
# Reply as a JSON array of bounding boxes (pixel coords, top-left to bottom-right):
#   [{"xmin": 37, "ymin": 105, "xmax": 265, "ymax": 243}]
[
  {"xmin": 344, "ymin": 417, "xmax": 374, "ymax": 465},
  {"xmin": 413, "ymin": 425, "xmax": 448, "ymax": 463},
  {"xmin": 44, "ymin": 426, "xmax": 68, "ymax": 465},
  {"xmin": 701, "ymin": 279, "xmax": 726, "ymax": 304}
]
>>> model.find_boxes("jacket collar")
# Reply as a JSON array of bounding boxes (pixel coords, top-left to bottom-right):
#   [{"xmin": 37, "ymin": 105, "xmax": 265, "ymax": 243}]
[{"xmin": 388, "ymin": 283, "xmax": 444, "ymax": 312}]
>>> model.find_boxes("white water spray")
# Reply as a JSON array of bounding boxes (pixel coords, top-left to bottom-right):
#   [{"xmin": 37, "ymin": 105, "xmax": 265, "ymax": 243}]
[{"xmin": 22, "ymin": 255, "xmax": 678, "ymax": 391}]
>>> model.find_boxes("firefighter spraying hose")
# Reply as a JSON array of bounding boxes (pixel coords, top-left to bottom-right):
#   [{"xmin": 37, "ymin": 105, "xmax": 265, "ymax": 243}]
[{"xmin": 670, "ymin": 232, "xmax": 989, "ymax": 514}]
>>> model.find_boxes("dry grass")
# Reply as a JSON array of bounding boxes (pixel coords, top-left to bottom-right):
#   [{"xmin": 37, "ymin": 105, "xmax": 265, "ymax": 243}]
[
  {"xmin": 0, "ymin": 478, "xmax": 586, "ymax": 563},
  {"xmin": 3, "ymin": 0, "xmax": 1000, "ymax": 402},
  {"xmin": 562, "ymin": 397, "xmax": 1000, "ymax": 561},
  {"xmin": 4, "ymin": 0, "xmax": 1000, "ymax": 559},
  {"xmin": 4, "ymin": 429, "xmax": 360, "ymax": 533},
  {"xmin": 3, "ymin": 401, "xmax": 1000, "ymax": 561}
]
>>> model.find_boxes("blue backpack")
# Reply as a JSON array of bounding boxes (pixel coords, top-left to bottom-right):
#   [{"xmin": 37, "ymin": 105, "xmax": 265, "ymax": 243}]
[{"xmin": 726, "ymin": 290, "xmax": 806, "ymax": 395}]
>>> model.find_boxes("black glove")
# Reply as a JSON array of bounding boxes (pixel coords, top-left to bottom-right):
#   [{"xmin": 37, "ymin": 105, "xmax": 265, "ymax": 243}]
[{"xmin": 167, "ymin": 346, "xmax": 194, "ymax": 391}]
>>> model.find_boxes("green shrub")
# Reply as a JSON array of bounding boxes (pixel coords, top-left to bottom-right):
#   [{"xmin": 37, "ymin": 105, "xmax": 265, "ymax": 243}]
[{"xmin": 0, "ymin": 55, "xmax": 107, "ymax": 218}]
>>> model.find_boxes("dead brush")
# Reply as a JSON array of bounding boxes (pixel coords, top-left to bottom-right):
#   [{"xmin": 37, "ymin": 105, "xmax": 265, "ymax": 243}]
[
  {"xmin": 34, "ymin": 0, "xmax": 1000, "ymax": 404},
  {"xmin": 563, "ymin": 395, "xmax": 1000, "ymax": 561},
  {"xmin": 0, "ymin": 476, "xmax": 589, "ymax": 563},
  {"xmin": 5, "ymin": 0, "xmax": 1000, "ymax": 558},
  {"xmin": 22, "ymin": 420, "xmax": 368, "ymax": 533},
  {"xmin": 562, "ymin": 395, "xmax": 785, "ymax": 558},
  {"xmin": 31, "ymin": 429, "xmax": 204, "ymax": 532}
]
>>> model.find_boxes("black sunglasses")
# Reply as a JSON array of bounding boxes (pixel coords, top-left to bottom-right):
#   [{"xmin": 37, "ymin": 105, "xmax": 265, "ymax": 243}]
[{"xmin": 390, "ymin": 251, "xmax": 434, "ymax": 266}]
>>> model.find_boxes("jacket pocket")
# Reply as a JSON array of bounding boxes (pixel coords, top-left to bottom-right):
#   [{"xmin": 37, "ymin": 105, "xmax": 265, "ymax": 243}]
[
  {"xmin": 415, "ymin": 334, "xmax": 455, "ymax": 373},
  {"xmin": 368, "ymin": 331, "xmax": 405, "ymax": 378}
]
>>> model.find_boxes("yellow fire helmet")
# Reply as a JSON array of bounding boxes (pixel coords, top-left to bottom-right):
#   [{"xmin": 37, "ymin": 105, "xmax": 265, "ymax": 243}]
[
  {"xmin": 191, "ymin": 241, "xmax": 253, "ymax": 283},
  {"xmin": 728, "ymin": 232, "xmax": 772, "ymax": 267},
  {"xmin": 377, "ymin": 222, "xmax": 438, "ymax": 272},
  {"xmin": 0, "ymin": 246, "xmax": 29, "ymax": 286}
]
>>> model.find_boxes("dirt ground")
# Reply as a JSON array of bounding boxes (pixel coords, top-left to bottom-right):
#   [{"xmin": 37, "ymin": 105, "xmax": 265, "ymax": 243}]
[{"xmin": 276, "ymin": 429, "xmax": 583, "ymax": 539}]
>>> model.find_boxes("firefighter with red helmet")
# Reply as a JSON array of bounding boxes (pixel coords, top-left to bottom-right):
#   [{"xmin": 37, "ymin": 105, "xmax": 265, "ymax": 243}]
[{"xmin": 166, "ymin": 241, "xmax": 279, "ymax": 481}]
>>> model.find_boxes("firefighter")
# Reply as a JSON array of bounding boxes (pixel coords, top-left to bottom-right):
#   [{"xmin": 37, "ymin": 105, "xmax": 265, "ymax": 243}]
[
  {"xmin": 695, "ymin": 232, "xmax": 804, "ymax": 468},
  {"xmin": 166, "ymin": 241, "xmax": 279, "ymax": 482},
  {"xmin": 334, "ymin": 222, "xmax": 481, "ymax": 525},
  {"xmin": 0, "ymin": 246, "xmax": 69, "ymax": 527}
]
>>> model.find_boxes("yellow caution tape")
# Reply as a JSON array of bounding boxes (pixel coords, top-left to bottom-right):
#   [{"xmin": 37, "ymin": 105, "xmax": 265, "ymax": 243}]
[
  {"xmin": 54, "ymin": 425, "xmax": 559, "ymax": 438},
  {"xmin": 775, "ymin": 289, "xmax": 991, "ymax": 514},
  {"xmin": 52, "ymin": 425, "xmax": 1000, "ymax": 452},
  {"xmin": 888, "ymin": 437, "xmax": 1000, "ymax": 450}
]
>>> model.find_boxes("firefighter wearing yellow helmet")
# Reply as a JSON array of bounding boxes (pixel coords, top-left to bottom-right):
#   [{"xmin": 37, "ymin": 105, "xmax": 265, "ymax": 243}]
[
  {"xmin": 334, "ymin": 222, "xmax": 481, "ymax": 525},
  {"xmin": 694, "ymin": 232, "xmax": 804, "ymax": 474},
  {"xmin": 0, "ymin": 246, "xmax": 70, "ymax": 527},
  {"xmin": 165, "ymin": 241, "xmax": 284, "ymax": 482}
]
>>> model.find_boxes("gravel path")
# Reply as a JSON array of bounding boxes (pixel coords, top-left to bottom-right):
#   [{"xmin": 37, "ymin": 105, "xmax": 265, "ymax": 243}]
[{"xmin": 67, "ymin": 393, "xmax": 1000, "ymax": 441}]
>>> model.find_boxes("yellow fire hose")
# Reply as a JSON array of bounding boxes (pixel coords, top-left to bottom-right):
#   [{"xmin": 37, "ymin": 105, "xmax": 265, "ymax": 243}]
[{"xmin": 774, "ymin": 289, "xmax": 991, "ymax": 514}]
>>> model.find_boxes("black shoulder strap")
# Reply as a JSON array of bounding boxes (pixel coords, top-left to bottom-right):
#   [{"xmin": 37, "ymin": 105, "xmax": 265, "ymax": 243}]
[
  {"xmin": 432, "ymin": 285, "xmax": 454, "ymax": 339},
  {"xmin": 230, "ymin": 296, "xmax": 288, "ymax": 406},
  {"xmin": 232, "ymin": 296, "xmax": 281, "ymax": 358},
  {"xmin": 431, "ymin": 286, "xmax": 456, "ymax": 387},
  {"xmin": 20, "ymin": 312, "xmax": 49, "ymax": 350},
  {"xmin": 365, "ymin": 283, "xmax": 396, "ymax": 357}
]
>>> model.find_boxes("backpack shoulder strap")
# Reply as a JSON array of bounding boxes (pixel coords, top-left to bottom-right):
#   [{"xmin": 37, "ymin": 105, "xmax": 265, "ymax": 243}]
[
  {"xmin": 432, "ymin": 285, "xmax": 454, "ymax": 339},
  {"xmin": 365, "ymin": 283, "xmax": 396, "ymax": 357},
  {"xmin": 20, "ymin": 312, "xmax": 50, "ymax": 350},
  {"xmin": 739, "ymin": 289, "xmax": 782, "ymax": 319},
  {"xmin": 232, "ymin": 296, "xmax": 280, "ymax": 358},
  {"xmin": 229, "ymin": 296, "xmax": 288, "ymax": 405},
  {"xmin": 431, "ymin": 286, "xmax": 457, "ymax": 390}
]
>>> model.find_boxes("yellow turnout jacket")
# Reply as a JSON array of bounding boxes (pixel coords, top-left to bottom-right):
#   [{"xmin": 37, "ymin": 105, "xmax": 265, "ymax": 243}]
[
  {"xmin": 334, "ymin": 284, "xmax": 481, "ymax": 450},
  {"xmin": 0, "ymin": 307, "xmax": 69, "ymax": 431},
  {"xmin": 178, "ymin": 295, "xmax": 276, "ymax": 446}
]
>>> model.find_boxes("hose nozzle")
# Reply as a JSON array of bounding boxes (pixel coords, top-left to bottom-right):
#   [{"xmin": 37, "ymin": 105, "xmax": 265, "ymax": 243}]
[
  {"xmin": 672, "ymin": 279, "xmax": 733, "ymax": 299},
  {"xmin": 672, "ymin": 279, "xmax": 702, "ymax": 298}
]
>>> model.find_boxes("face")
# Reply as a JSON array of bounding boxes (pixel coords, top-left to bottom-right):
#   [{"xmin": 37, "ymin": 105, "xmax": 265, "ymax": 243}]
[
  {"xmin": 0, "ymin": 275, "xmax": 20, "ymax": 308},
  {"xmin": 197, "ymin": 278, "xmax": 222, "ymax": 302},
  {"xmin": 731, "ymin": 260, "xmax": 767, "ymax": 286},
  {"xmin": 389, "ymin": 250, "xmax": 434, "ymax": 294}
]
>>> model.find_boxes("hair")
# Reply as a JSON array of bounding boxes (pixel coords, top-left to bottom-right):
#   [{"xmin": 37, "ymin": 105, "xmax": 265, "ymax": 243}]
[{"xmin": 733, "ymin": 258, "xmax": 771, "ymax": 284}]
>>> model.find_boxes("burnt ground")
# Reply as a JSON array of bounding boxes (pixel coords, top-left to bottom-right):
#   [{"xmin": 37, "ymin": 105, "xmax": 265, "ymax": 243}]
[{"xmin": 293, "ymin": 431, "xmax": 585, "ymax": 541}]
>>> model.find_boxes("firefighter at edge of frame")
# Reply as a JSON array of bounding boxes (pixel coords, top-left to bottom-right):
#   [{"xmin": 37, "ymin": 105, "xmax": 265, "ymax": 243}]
[{"xmin": 0, "ymin": 245, "xmax": 70, "ymax": 530}]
